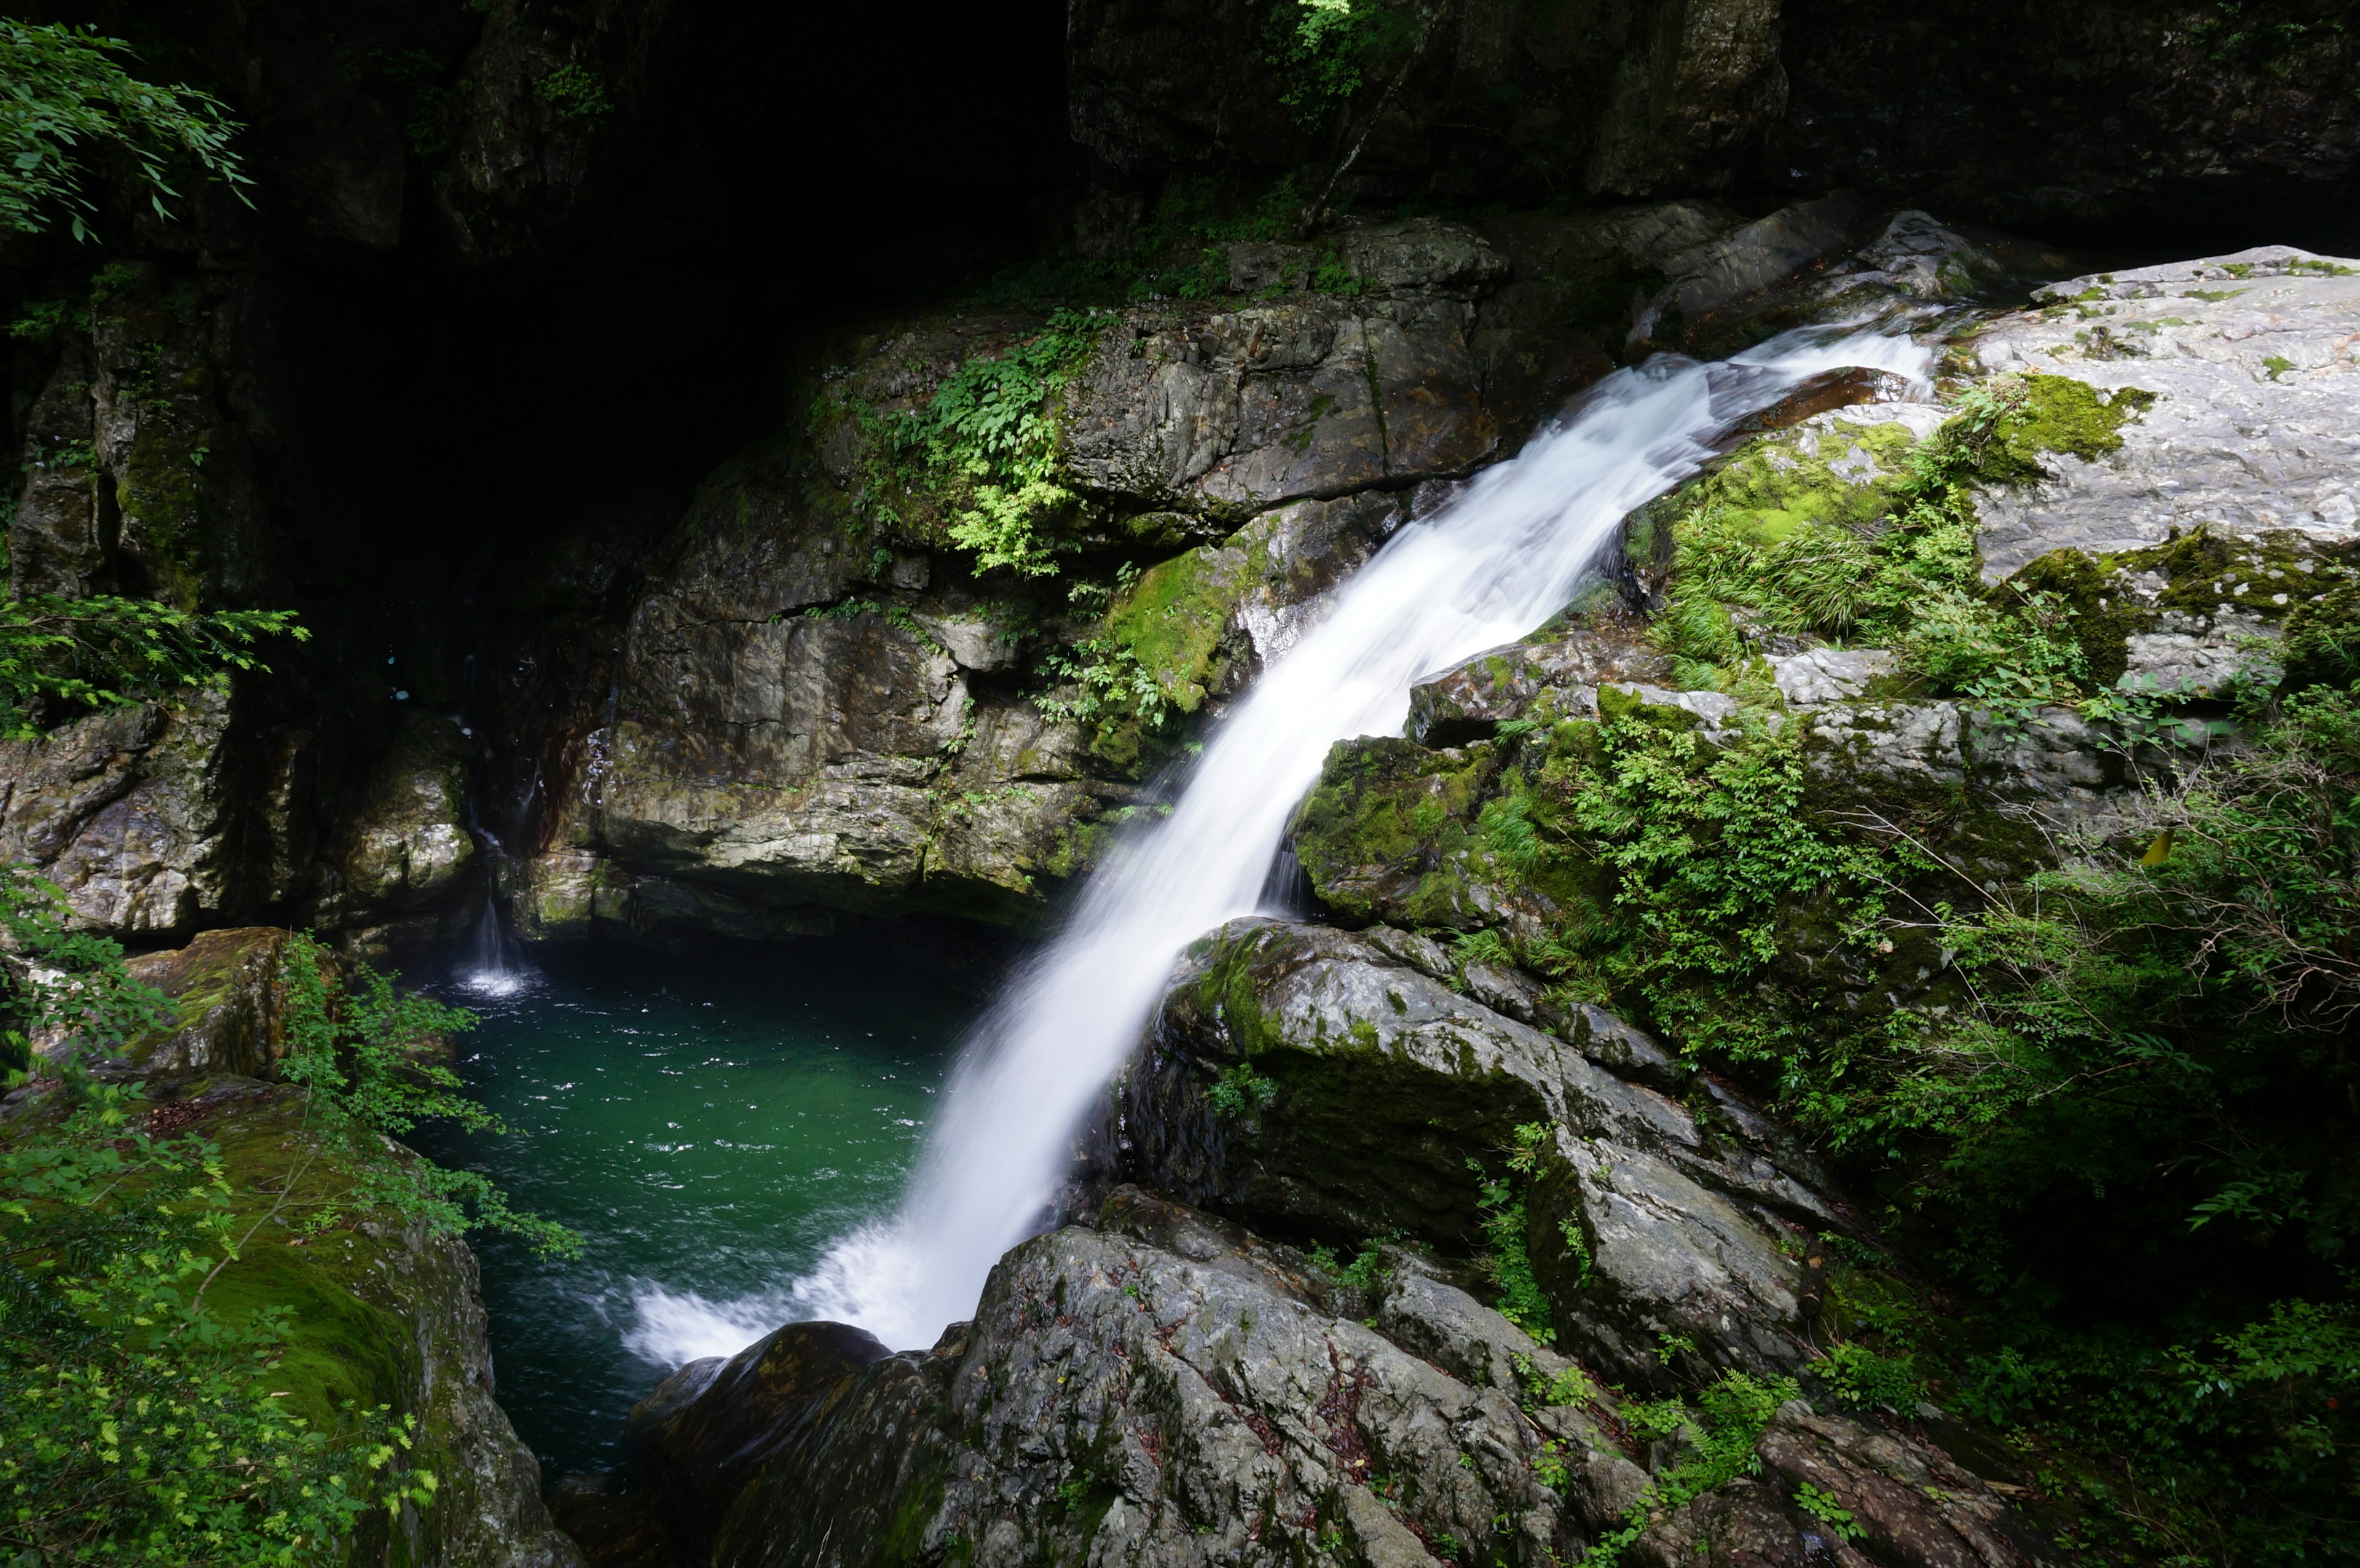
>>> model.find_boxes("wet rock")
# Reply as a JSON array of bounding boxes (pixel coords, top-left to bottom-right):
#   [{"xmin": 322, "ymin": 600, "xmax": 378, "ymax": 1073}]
[
  {"xmin": 1127, "ymin": 917, "xmax": 1851, "ymax": 1385},
  {"xmin": 1967, "ymin": 247, "xmax": 2360, "ymax": 581},
  {"xmin": 621, "ymin": 1205, "xmax": 1611, "ymax": 1568},
  {"xmin": 1638, "ymin": 192, "xmax": 1875, "ymax": 343},
  {"xmin": 1404, "ymin": 600, "xmax": 1670, "ymax": 746},
  {"xmin": 1838, "ymin": 211, "xmax": 2012, "ymax": 304},
  {"xmin": 316, "ymin": 711, "xmax": 479, "ymax": 924}
]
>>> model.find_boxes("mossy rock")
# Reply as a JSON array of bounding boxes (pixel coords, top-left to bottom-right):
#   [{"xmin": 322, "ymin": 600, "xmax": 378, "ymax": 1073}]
[
  {"xmin": 1102, "ymin": 536, "xmax": 1258, "ymax": 713},
  {"xmin": 1975, "ymin": 374, "xmax": 2155, "ymax": 484},
  {"xmin": 1676, "ymin": 414, "xmax": 1927, "ymax": 546},
  {"xmin": 1288, "ymin": 737, "xmax": 1507, "ymax": 930}
]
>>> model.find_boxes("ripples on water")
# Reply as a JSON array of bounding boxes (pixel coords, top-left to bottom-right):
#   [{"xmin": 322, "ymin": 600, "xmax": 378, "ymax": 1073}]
[{"xmin": 414, "ymin": 940, "xmax": 970, "ymax": 1475}]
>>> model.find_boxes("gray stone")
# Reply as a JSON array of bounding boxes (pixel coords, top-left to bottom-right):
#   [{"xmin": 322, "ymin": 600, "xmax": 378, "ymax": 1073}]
[
  {"xmin": 1769, "ymin": 648, "xmax": 1895, "ymax": 705},
  {"xmin": 0, "ymin": 690, "xmax": 248, "ymax": 935},
  {"xmin": 1128, "ymin": 918, "xmax": 1851, "ymax": 1385},
  {"xmin": 1968, "ymin": 246, "xmax": 2360, "ymax": 580}
]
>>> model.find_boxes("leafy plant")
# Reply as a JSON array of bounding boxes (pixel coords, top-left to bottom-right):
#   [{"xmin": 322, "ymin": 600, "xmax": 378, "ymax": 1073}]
[
  {"xmin": 1206, "ymin": 1062, "xmax": 1278, "ymax": 1118},
  {"xmin": 0, "ymin": 589, "xmax": 306, "ymax": 740},
  {"xmin": 1792, "ymin": 1481, "xmax": 1866, "ymax": 1540},
  {"xmin": 532, "ymin": 63, "xmax": 612, "ymax": 123},
  {"xmin": 0, "ymin": 19, "xmax": 251, "ymax": 240},
  {"xmin": 1811, "ymin": 1342, "xmax": 1920, "ymax": 1411},
  {"xmin": 0, "ymin": 881, "xmax": 460, "ymax": 1564},
  {"xmin": 275, "ymin": 935, "xmax": 579, "ymax": 1256}
]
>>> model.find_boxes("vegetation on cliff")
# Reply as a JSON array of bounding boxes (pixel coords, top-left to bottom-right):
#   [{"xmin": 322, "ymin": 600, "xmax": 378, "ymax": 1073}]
[{"xmin": 1, "ymin": 872, "xmax": 571, "ymax": 1563}]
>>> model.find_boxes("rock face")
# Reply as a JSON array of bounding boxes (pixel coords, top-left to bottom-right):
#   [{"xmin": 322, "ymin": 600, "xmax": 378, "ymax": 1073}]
[
  {"xmin": 599, "ymin": 1178, "xmax": 2043, "ymax": 1568},
  {"xmin": 0, "ymin": 691, "xmax": 261, "ymax": 937},
  {"xmin": 1069, "ymin": 0, "xmax": 1785, "ymax": 203},
  {"xmin": 1129, "ymin": 919, "xmax": 1849, "ymax": 1385},
  {"xmin": 500, "ymin": 200, "xmax": 1988, "ymax": 946},
  {"xmin": 1777, "ymin": 0, "xmax": 2360, "ymax": 243}
]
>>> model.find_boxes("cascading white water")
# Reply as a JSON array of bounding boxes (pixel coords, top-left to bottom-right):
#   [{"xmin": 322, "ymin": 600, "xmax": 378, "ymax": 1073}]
[
  {"xmin": 629, "ymin": 320, "xmax": 1935, "ymax": 1361},
  {"xmin": 459, "ymin": 891, "xmax": 532, "ymax": 999}
]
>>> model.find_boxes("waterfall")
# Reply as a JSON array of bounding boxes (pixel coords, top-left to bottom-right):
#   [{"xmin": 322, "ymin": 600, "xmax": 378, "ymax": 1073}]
[
  {"xmin": 628, "ymin": 321, "xmax": 1935, "ymax": 1360},
  {"xmin": 460, "ymin": 890, "xmax": 532, "ymax": 999}
]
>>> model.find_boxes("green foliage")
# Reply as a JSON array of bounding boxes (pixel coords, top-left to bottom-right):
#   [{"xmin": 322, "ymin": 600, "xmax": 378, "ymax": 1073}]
[
  {"xmin": 1513, "ymin": 1352, "xmax": 1592, "ymax": 1411},
  {"xmin": 0, "ymin": 886, "xmax": 436, "ymax": 1564},
  {"xmin": 1581, "ymin": 1372, "xmax": 1801, "ymax": 1568},
  {"xmin": 835, "ymin": 310, "xmax": 1105, "ymax": 578},
  {"xmin": 1792, "ymin": 1482, "xmax": 1866, "ymax": 1540},
  {"xmin": 1473, "ymin": 1125, "xmax": 1557, "ymax": 1343},
  {"xmin": 275, "ymin": 935, "xmax": 578, "ymax": 1258},
  {"xmin": 1498, "ymin": 697, "xmax": 1906, "ymax": 1062},
  {"xmin": 1811, "ymin": 1341, "xmax": 1920, "ymax": 1411},
  {"xmin": 532, "ymin": 63, "xmax": 611, "ymax": 123},
  {"xmin": 1308, "ymin": 1237, "xmax": 1388, "ymax": 1289},
  {"xmin": 1653, "ymin": 376, "xmax": 2154, "ymax": 714},
  {"xmin": 0, "ymin": 20, "xmax": 251, "ymax": 240},
  {"xmin": 0, "ymin": 590, "xmax": 307, "ymax": 740},
  {"xmin": 1265, "ymin": 0, "xmax": 1378, "ymax": 125},
  {"xmin": 1205, "ymin": 1062, "xmax": 1278, "ymax": 1118}
]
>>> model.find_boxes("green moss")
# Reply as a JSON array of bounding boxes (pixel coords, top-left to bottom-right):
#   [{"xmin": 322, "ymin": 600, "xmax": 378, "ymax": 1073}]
[
  {"xmin": 1288, "ymin": 737, "xmax": 1505, "ymax": 928},
  {"xmin": 200, "ymin": 1094, "xmax": 422, "ymax": 1451},
  {"xmin": 1978, "ymin": 375, "xmax": 2155, "ymax": 482},
  {"xmin": 2003, "ymin": 548, "xmax": 2141, "ymax": 688},
  {"xmin": 1678, "ymin": 416, "xmax": 1924, "ymax": 546},
  {"xmin": 1101, "ymin": 541, "xmax": 1257, "ymax": 713},
  {"xmin": 2109, "ymin": 527, "xmax": 2348, "ymax": 625}
]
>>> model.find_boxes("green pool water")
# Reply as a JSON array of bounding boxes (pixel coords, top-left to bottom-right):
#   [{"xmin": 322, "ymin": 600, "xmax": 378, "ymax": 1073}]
[{"xmin": 413, "ymin": 939, "xmax": 970, "ymax": 1476}]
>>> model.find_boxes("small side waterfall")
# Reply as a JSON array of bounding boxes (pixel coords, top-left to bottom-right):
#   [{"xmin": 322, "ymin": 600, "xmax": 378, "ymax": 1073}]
[
  {"xmin": 459, "ymin": 891, "xmax": 532, "ymax": 998},
  {"xmin": 630, "ymin": 321, "xmax": 1935, "ymax": 1359}
]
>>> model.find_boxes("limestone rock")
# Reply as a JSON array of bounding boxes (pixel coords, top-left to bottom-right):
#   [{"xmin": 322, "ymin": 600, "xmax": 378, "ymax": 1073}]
[
  {"xmin": 1768, "ymin": 648, "xmax": 1894, "ymax": 705},
  {"xmin": 1967, "ymin": 247, "xmax": 2360, "ymax": 581}
]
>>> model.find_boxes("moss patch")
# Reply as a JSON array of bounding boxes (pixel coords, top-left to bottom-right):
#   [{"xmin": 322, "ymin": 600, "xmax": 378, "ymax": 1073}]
[
  {"xmin": 1288, "ymin": 737, "xmax": 1505, "ymax": 928},
  {"xmin": 1978, "ymin": 375, "xmax": 2155, "ymax": 483},
  {"xmin": 1678, "ymin": 415, "xmax": 1924, "ymax": 546},
  {"xmin": 1102, "ymin": 539, "xmax": 1259, "ymax": 713}
]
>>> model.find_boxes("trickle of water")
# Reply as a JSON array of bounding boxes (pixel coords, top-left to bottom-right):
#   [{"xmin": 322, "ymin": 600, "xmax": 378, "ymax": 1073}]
[
  {"xmin": 632, "ymin": 321, "xmax": 1935, "ymax": 1360},
  {"xmin": 459, "ymin": 892, "xmax": 533, "ymax": 1000}
]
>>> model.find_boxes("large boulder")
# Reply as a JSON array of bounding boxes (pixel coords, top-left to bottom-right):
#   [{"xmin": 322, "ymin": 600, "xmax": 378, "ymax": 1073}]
[
  {"xmin": 1127, "ymin": 917, "xmax": 1854, "ymax": 1387},
  {"xmin": 594, "ymin": 1182, "xmax": 2045, "ymax": 1568}
]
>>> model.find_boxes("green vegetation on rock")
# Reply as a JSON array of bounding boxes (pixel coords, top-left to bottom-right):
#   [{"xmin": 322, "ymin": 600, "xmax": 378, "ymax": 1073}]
[{"xmin": 0, "ymin": 869, "xmax": 568, "ymax": 1564}]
